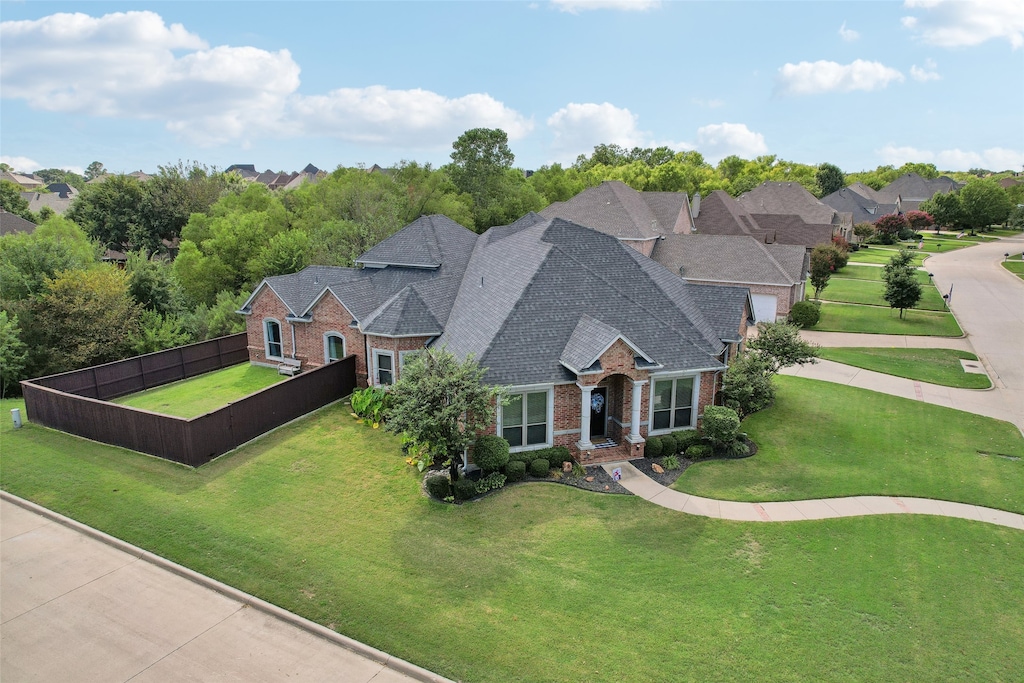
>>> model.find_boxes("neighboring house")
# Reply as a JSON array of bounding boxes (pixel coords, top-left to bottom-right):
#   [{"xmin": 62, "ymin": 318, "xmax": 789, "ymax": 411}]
[
  {"xmin": 225, "ymin": 164, "xmax": 260, "ymax": 180},
  {"xmin": 539, "ymin": 180, "xmax": 692, "ymax": 256},
  {"xmin": 652, "ymin": 233, "xmax": 807, "ymax": 323},
  {"xmin": 872, "ymin": 173, "xmax": 962, "ymax": 213},
  {"xmin": 0, "ymin": 171, "xmax": 45, "ymax": 191},
  {"xmin": 820, "ymin": 187, "xmax": 898, "ymax": 228},
  {"xmin": 20, "ymin": 190, "xmax": 75, "ymax": 216},
  {"xmin": 692, "ymin": 190, "xmax": 834, "ymax": 249},
  {"xmin": 0, "ymin": 210, "xmax": 36, "ymax": 236},
  {"xmin": 737, "ymin": 181, "xmax": 853, "ymax": 240},
  {"xmin": 87, "ymin": 170, "xmax": 153, "ymax": 184},
  {"xmin": 239, "ymin": 214, "xmax": 752, "ymax": 464}
]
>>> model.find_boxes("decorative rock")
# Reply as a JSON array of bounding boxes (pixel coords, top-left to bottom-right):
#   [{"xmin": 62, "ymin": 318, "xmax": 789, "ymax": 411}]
[
  {"xmin": 604, "ymin": 485, "xmax": 610, "ymax": 490},
  {"xmin": 585, "ymin": 476, "xmax": 595, "ymax": 482},
  {"xmin": 652, "ymin": 463, "xmax": 664, "ymax": 474},
  {"xmin": 563, "ymin": 461, "xmax": 573, "ymax": 472}
]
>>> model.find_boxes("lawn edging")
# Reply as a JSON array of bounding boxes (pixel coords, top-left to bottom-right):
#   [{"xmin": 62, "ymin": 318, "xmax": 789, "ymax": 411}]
[{"xmin": 0, "ymin": 490, "xmax": 456, "ymax": 683}]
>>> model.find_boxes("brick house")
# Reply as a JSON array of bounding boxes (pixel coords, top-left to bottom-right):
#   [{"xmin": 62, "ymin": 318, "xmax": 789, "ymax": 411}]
[{"xmin": 239, "ymin": 214, "xmax": 752, "ymax": 464}]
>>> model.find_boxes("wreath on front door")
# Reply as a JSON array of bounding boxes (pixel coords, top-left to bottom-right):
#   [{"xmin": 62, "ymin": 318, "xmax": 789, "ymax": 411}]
[{"xmin": 591, "ymin": 393, "xmax": 605, "ymax": 413}]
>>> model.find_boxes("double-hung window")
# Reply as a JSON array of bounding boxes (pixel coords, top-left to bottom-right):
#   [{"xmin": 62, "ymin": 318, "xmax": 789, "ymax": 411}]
[
  {"xmin": 502, "ymin": 390, "xmax": 549, "ymax": 448},
  {"xmin": 651, "ymin": 376, "xmax": 695, "ymax": 431},
  {"xmin": 374, "ymin": 350, "xmax": 394, "ymax": 386},
  {"xmin": 264, "ymin": 319, "xmax": 283, "ymax": 359}
]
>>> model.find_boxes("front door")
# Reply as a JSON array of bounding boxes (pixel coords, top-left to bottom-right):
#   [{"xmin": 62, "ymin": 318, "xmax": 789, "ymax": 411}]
[{"xmin": 590, "ymin": 387, "xmax": 607, "ymax": 439}]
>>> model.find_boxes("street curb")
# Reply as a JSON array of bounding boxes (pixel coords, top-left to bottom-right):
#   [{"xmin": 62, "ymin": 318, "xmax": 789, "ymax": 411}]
[{"xmin": 0, "ymin": 491, "xmax": 456, "ymax": 683}]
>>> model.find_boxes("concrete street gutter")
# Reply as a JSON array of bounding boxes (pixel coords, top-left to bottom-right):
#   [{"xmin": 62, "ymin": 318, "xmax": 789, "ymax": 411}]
[{"xmin": 0, "ymin": 490, "xmax": 456, "ymax": 683}]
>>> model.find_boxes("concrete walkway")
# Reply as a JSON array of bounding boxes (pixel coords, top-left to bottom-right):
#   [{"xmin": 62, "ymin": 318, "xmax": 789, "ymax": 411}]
[
  {"xmin": 602, "ymin": 462, "xmax": 1024, "ymax": 530},
  {"xmin": 1, "ymin": 494, "xmax": 451, "ymax": 683},
  {"xmin": 798, "ymin": 330, "xmax": 973, "ymax": 351}
]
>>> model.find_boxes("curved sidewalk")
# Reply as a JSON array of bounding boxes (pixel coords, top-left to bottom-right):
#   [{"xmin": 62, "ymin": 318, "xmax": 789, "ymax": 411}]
[{"xmin": 603, "ymin": 462, "xmax": 1024, "ymax": 530}]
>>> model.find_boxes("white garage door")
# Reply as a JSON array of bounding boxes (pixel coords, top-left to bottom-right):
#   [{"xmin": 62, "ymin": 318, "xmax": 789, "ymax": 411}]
[{"xmin": 751, "ymin": 294, "xmax": 778, "ymax": 323}]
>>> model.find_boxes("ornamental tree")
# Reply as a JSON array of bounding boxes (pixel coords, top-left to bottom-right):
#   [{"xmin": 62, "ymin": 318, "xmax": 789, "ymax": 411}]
[
  {"xmin": 904, "ymin": 210, "xmax": 935, "ymax": 232},
  {"xmin": 809, "ymin": 246, "xmax": 834, "ymax": 299},
  {"xmin": 747, "ymin": 321, "xmax": 819, "ymax": 375},
  {"xmin": 874, "ymin": 213, "xmax": 908, "ymax": 237},
  {"xmin": 882, "ymin": 249, "xmax": 922, "ymax": 319},
  {"xmin": 385, "ymin": 347, "xmax": 501, "ymax": 482}
]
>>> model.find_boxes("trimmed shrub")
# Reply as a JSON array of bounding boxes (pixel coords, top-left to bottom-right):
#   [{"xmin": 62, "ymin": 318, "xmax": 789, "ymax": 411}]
[
  {"xmin": 686, "ymin": 444, "xmax": 712, "ymax": 459},
  {"xmin": 504, "ymin": 459, "xmax": 526, "ymax": 482},
  {"xmin": 475, "ymin": 472, "xmax": 506, "ymax": 494},
  {"xmin": 788, "ymin": 300, "xmax": 820, "ymax": 328},
  {"xmin": 508, "ymin": 450, "xmax": 533, "ymax": 465},
  {"xmin": 702, "ymin": 406, "xmax": 741, "ymax": 448},
  {"xmin": 473, "ymin": 435, "xmax": 510, "ymax": 473},
  {"xmin": 644, "ymin": 436, "xmax": 663, "ymax": 458},
  {"xmin": 658, "ymin": 433, "xmax": 679, "ymax": 455},
  {"xmin": 424, "ymin": 474, "xmax": 451, "ymax": 500},
  {"xmin": 672, "ymin": 430, "xmax": 703, "ymax": 452},
  {"xmin": 543, "ymin": 446, "xmax": 571, "ymax": 469},
  {"xmin": 453, "ymin": 477, "xmax": 478, "ymax": 501},
  {"xmin": 529, "ymin": 458, "xmax": 550, "ymax": 478}
]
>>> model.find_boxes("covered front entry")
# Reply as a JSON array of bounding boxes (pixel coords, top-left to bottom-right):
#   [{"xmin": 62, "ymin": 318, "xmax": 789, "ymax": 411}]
[{"xmin": 577, "ymin": 373, "xmax": 649, "ymax": 463}]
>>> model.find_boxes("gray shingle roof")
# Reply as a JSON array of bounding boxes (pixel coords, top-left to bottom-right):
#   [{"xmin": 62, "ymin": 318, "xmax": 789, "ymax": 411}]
[
  {"xmin": 0, "ymin": 210, "xmax": 36, "ymax": 236},
  {"xmin": 738, "ymin": 181, "xmax": 839, "ymax": 225},
  {"xmin": 876, "ymin": 173, "xmax": 962, "ymax": 204},
  {"xmin": 821, "ymin": 187, "xmax": 898, "ymax": 225},
  {"xmin": 693, "ymin": 190, "xmax": 832, "ymax": 249},
  {"xmin": 558, "ymin": 315, "xmax": 655, "ymax": 374},
  {"xmin": 539, "ymin": 181, "xmax": 663, "ymax": 240},
  {"xmin": 652, "ymin": 233, "xmax": 805, "ymax": 286},
  {"xmin": 357, "ymin": 215, "xmax": 475, "ymax": 268},
  {"xmin": 361, "ymin": 286, "xmax": 443, "ymax": 336}
]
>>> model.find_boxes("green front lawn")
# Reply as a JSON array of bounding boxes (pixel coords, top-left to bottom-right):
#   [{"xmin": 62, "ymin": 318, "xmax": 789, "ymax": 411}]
[
  {"xmin": 677, "ymin": 376, "xmax": 1023, "ymax": 510},
  {"xmin": 817, "ymin": 347, "xmax": 991, "ymax": 389},
  {"xmin": 812, "ymin": 302, "xmax": 962, "ymax": 336},
  {"xmin": 1002, "ymin": 253, "xmax": 1024, "ymax": 280},
  {"xmin": 3, "ymin": 391, "xmax": 1023, "ymax": 681},
  {"xmin": 111, "ymin": 363, "xmax": 283, "ymax": 418},
  {"xmin": 832, "ymin": 264, "xmax": 930, "ymax": 283},
  {"xmin": 848, "ymin": 247, "xmax": 928, "ymax": 266},
  {"xmin": 806, "ymin": 278, "xmax": 947, "ymax": 311}
]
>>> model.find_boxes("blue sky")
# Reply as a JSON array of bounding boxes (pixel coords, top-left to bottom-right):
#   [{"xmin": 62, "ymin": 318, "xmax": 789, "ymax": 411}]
[{"xmin": 2, "ymin": 1, "xmax": 1022, "ymax": 176}]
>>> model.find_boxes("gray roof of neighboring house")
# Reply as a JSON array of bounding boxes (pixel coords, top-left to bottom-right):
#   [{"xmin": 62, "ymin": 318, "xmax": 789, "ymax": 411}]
[
  {"xmin": 539, "ymin": 180, "xmax": 674, "ymax": 241},
  {"xmin": 44, "ymin": 183, "xmax": 78, "ymax": 198},
  {"xmin": 652, "ymin": 233, "xmax": 805, "ymax": 286},
  {"xmin": 876, "ymin": 173, "xmax": 962, "ymax": 204},
  {"xmin": 846, "ymin": 182, "xmax": 883, "ymax": 202},
  {"xmin": 821, "ymin": 187, "xmax": 898, "ymax": 225},
  {"xmin": 643, "ymin": 191, "xmax": 692, "ymax": 234},
  {"xmin": 1, "ymin": 171, "xmax": 44, "ymax": 189},
  {"xmin": 0, "ymin": 210, "xmax": 37, "ymax": 236},
  {"xmin": 738, "ymin": 181, "xmax": 839, "ymax": 225},
  {"xmin": 749, "ymin": 213, "xmax": 834, "ymax": 248},
  {"xmin": 20, "ymin": 192, "xmax": 74, "ymax": 215},
  {"xmin": 693, "ymin": 190, "xmax": 832, "ymax": 249}
]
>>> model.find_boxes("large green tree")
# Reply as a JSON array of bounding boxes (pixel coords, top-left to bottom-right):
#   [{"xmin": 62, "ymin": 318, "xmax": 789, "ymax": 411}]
[
  {"xmin": 385, "ymin": 348, "xmax": 501, "ymax": 483},
  {"xmin": 1, "ymin": 180, "xmax": 35, "ymax": 222},
  {"xmin": 815, "ymin": 162, "xmax": 845, "ymax": 197},
  {"xmin": 920, "ymin": 191, "xmax": 966, "ymax": 231},
  {"xmin": 446, "ymin": 128, "xmax": 538, "ymax": 231},
  {"xmin": 0, "ymin": 216, "xmax": 98, "ymax": 300},
  {"xmin": 959, "ymin": 179, "xmax": 1012, "ymax": 233},
  {"xmin": 66, "ymin": 174, "xmax": 147, "ymax": 251},
  {"xmin": 0, "ymin": 311, "xmax": 27, "ymax": 397}
]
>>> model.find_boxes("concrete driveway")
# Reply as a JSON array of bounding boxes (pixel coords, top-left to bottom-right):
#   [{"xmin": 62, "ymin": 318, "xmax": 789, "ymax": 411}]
[{"xmin": 1, "ymin": 496, "xmax": 448, "ymax": 683}]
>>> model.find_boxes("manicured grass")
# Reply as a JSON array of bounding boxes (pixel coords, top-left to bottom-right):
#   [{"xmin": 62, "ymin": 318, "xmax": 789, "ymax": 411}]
[
  {"xmin": 1002, "ymin": 253, "xmax": 1024, "ymax": 280},
  {"xmin": 806, "ymin": 278, "xmax": 947, "ymax": 311},
  {"xmin": 812, "ymin": 302, "xmax": 962, "ymax": 336},
  {"xmin": 2, "ymin": 395, "xmax": 1022, "ymax": 682},
  {"xmin": 983, "ymin": 228, "xmax": 1024, "ymax": 237},
  {"xmin": 832, "ymin": 264, "xmax": 930, "ymax": 283},
  {"xmin": 817, "ymin": 347, "xmax": 991, "ymax": 389},
  {"xmin": 111, "ymin": 363, "xmax": 283, "ymax": 418},
  {"xmin": 847, "ymin": 247, "xmax": 928, "ymax": 266},
  {"xmin": 677, "ymin": 376, "xmax": 1023, "ymax": 510}
]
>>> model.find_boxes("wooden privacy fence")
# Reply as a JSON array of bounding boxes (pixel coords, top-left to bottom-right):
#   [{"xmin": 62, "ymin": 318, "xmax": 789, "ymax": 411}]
[{"xmin": 22, "ymin": 339, "xmax": 357, "ymax": 467}]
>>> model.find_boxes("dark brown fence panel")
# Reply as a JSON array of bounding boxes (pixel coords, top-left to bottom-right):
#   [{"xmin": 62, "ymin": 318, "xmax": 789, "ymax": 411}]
[
  {"xmin": 22, "ymin": 352, "xmax": 357, "ymax": 468},
  {"xmin": 30, "ymin": 333, "xmax": 248, "ymax": 400}
]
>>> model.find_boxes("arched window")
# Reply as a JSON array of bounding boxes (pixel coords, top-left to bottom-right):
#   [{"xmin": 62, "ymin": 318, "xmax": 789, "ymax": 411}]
[
  {"xmin": 264, "ymin": 319, "xmax": 283, "ymax": 359},
  {"xmin": 324, "ymin": 332, "xmax": 345, "ymax": 363}
]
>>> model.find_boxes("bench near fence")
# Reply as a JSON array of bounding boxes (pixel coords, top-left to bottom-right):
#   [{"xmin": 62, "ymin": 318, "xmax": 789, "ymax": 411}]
[{"xmin": 21, "ymin": 336, "xmax": 357, "ymax": 467}]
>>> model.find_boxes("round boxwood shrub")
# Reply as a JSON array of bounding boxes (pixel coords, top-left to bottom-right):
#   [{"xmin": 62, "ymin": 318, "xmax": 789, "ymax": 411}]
[
  {"xmin": 644, "ymin": 436, "xmax": 663, "ymax": 458},
  {"xmin": 673, "ymin": 430, "xmax": 703, "ymax": 452},
  {"xmin": 424, "ymin": 474, "xmax": 451, "ymax": 500},
  {"xmin": 453, "ymin": 477, "xmax": 478, "ymax": 501},
  {"xmin": 529, "ymin": 458, "xmax": 550, "ymax": 478},
  {"xmin": 788, "ymin": 300, "xmax": 820, "ymax": 328},
  {"xmin": 658, "ymin": 433, "xmax": 678, "ymax": 455},
  {"xmin": 702, "ymin": 406, "xmax": 741, "ymax": 448},
  {"xmin": 473, "ymin": 434, "xmax": 510, "ymax": 473},
  {"xmin": 545, "ymin": 446, "xmax": 570, "ymax": 469},
  {"xmin": 508, "ymin": 450, "xmax": 532, "ymax": 465},
  {"xmin": 504, "ymin": 459, "xmax": 526, "ymax": 482},
  {"xmin": 685, "ymin": 444, "xmax": 712, "ymax": 459}
]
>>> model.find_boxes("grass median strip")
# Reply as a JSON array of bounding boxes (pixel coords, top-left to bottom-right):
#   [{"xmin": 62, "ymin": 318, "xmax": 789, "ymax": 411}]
[
  {"xmin": 111, "ymin": 363, "xmax": 284, "ymax": 418},
  {"xmin": 831, "ymin": 264, "xmax": 930, "ymax": 283},
  {"xmin": 847, "ymin": 248, "xmax": 928, "ymax": 266},
  {"xmin": 806, "ymin": 278, "xmax": 947, "ymax": 311},
  {"xmin": 812, "ymin": 302, "xmax": 962, "ymax": 336},
  {"xmin": 2, "ymin": 393, "xmax": 1023, "ymax": 682},
  {"xmin": 817, "ymin": 347, "xmax": 991, "ymax": 389}
]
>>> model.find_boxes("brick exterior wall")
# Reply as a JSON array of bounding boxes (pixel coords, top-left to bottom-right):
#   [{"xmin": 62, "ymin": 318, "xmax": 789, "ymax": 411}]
[
  {"xmin": 245, "ymin": 287, "xmax": 296, "ymax": 366},
  {"xmin": 365, "ymin": 334, "xmax": 433, "ymax": 386}
]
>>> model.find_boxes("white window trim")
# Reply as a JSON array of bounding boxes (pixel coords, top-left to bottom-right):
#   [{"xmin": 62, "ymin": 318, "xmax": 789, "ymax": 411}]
[
  {"xmin": 323, "ymin": 331, "xmax": 345, "ymax": 363},
  {"xmin": 647, "ymin": 372, "xmax": 700, "ymax": 435},
  {"xmin": 372, "ymin": 349, "xmax": 395, "ymax": 387},
  {"xmin": 398, "ymin": 349, "xmax": 422, "ymax": 370},
  {"xmin": 497, "ymin": 385, "xmax": 554, "ymax": 453},
  {"xmin": 263, "ymin": 318, "xmax": 284, "ymax": 361}
]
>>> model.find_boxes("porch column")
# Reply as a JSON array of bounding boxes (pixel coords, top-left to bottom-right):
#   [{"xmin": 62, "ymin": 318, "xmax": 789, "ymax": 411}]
[
  {"xmin": 625, "ymin": 379, "xmax": 648, "ymax": 444},
  {"xmin": 576, "ymin": 382, "xmax": 594, "ymax": 452}
]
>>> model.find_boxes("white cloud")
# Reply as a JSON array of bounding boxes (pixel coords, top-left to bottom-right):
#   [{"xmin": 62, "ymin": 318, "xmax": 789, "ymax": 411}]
[
  {"xmin": 910, "ymin": 58, "xmax": 941, "ymax": 81},
  {"xmin": 547, "ymin": 102, "xmax": 648, "ymax": 158},
  {"xmin": 0, "ymin": 10, "xmax": 535, "ymax": 150},
  {"xmin": 292, "ymin": 87, "xmax": 533, "ymax": 148},
  {"xmin": 1, "ymin": 155, "xmax": 42, "ymax": 173},
  {"xmin": 877, "ymin": 144, "xmax": 1024, "ymax": 170},
  {"xmin": 839, "ymin": 21, "xmax": 860, "ymax": 42},
  {"xmin": 691, "ymin": 97, "xmax": 725, "ymax": 108},
  {"xmin": 695, "ymin": 123, "xmax": 768, "ymax": 162},
  {"xmin": 776, "ymin": 60, "xmax": 905, "ymax": 95},
  {"xmin": 902, "ymin": 0, "xmax": 1024, "ymax": 49},
  {"xmin": 551, "ymin": 0, "xmax": 660, "ymax": 13}
]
